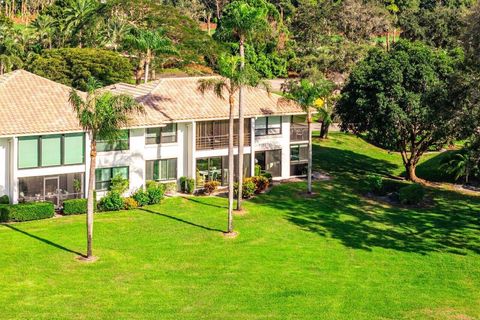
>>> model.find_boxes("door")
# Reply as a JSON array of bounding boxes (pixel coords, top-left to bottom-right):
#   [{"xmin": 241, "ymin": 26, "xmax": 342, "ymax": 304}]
[{"xmin": 44, "ymin": 176, "xmax": 60, "ymax": 207}]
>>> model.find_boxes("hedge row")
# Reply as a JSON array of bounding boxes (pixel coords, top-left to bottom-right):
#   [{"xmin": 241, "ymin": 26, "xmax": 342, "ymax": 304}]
[
  {"xmin": 0, "ymin": 202, "xmax": 55, "ymax": 222},
  {"xmin": 63, "ymin": 199, "xmax": 88, "ymax": 215}
]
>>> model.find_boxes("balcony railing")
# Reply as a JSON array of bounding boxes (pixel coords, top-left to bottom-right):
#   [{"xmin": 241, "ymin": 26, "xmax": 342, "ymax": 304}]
[
  {"xmin": 290, "ymin": 124, "xmax": 309, "ymax": 141},
  {"xmin": 196, "ymin": 133, "xmax": 251, "ymax": 150}
]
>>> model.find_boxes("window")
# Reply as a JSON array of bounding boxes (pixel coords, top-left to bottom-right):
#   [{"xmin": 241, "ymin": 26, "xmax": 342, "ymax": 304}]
[
  {"xmin": 255, "ymin": 116, "xmax": 282, "ymax": 136},
  {"xmin": 146, "ymin": 124, "xmax": 177, "ymax": 145},
  {"xmin": 196, "ymin": 155, "xmax": 251, "ymax": 186},
  {"xmin": 18, "ymin": 133, "xmax": 85, "ymax": 169},
  {"xmin": 146, "ymin": 159, "xmax": 177, "ymax": 181},
  {"xmin": 290, "ymin": 144, "xmax": 308, "ymax": 176},
  {"xmin": 255, "ymin": 150, "xmax": 282, "ymax": 177},
  {"xmin": 95, "ymin": 166, "xmax": 129, "ymax": 191},
  {"xmin": 97, "ymin": 130, "xmax": 129, "ymax": 152}
]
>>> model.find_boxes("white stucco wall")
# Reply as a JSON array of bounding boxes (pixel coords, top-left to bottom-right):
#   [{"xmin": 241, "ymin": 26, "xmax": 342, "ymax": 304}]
[{"xmin": 0, "ymin": 138, "xmax": 9, "ymax": 198}]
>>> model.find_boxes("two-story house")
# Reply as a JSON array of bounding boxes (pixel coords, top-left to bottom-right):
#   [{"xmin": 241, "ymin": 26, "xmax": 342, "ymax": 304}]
[{"xmin": 0, "ymin": 70, "xmax": 309, "ymax": 206}]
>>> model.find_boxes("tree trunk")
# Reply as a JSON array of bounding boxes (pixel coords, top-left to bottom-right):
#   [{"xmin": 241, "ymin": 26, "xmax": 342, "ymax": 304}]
[
  {"xmin": 405, "ymin": 162, "xmax": 419, "ymax": 182},
  {"xmin": 236, "ymin": 35, "xmax": 245, "ymax": 211},
  {"xmin": 319, "ymin": 120, "xmax": 330, "ymax": 139},
  {"xmin": 207, "ymin": 12, "xmax": 211, "ymax": 35},
  {"xmin": 215, "ymin": 0, "xmax": 221, "ymax": 20},
  {"xmin": 386, "ymin": 31, "xmax": 390, "ymax": 51},
  {"xmin": 307, "ymin": 111, "xmax": 313, "ymax": 194},
  {"xmin": 86, "ymin": 139, "xmax": 96, "ymax": 258},
  {"xmin": 144, "ymin": 52, "xmax": 150, "ymax": 84},
  {"xmin": 227, "ymin": 94, "xmax": 235, "ymax": 233}
]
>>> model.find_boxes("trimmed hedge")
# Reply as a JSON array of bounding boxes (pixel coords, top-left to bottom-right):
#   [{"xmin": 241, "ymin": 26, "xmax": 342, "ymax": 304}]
[
  {"xmin": 0, "ymin": 195, "xmax": 9, "ymax": 204},
  {"xmin": 0, "ymin": 202, "xmax": 55, "ymax": 222},
  {"xmin": 399, "ymin": 184, "xmax": 426, "ymax": 205},
  {"xmin": 63, "ymin": 199, "xmax": 88, "ymax": 215}
]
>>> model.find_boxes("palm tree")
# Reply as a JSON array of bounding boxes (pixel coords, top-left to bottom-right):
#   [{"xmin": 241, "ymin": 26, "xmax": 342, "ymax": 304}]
[
  {"xmin": 63, "ymin": 0, "xmax": 98, "ymax": 48},
  {"xmin": 123, "ymin": 28, "xmax": 177, "ymax": 84},
  {"xmin": 315, "ymin": 91, "xmax": 339, "ymax": 139},
  {"xmin": 197, "ymin": 54, "xmax": 266, "ymax": 234},
  {"xmin": 31, "ymin": 14, "xmax": 55, "ymax": 49},
  {"xmin": 282, "ymin": 79, "xmax": 334, "ymax": 194},
  {"xmin": 219, "ymin": 0, "xmax": 271, "ymax": 210},
  {"xmin": 69, "ymin": 78, "xmax": 142, "ymax": 260}
]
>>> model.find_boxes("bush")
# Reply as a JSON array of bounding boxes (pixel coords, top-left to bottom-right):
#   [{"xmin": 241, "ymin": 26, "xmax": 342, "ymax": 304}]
[
  {"xmin": 0, "ymin": 195, "xmax": 9, "ymax": 204},
  {"xmin": 147, "ymin": 183, "xmax": 166, "ymax": 204},
  {"xmin": 110, "ymin": 174, "xmax": 129, "ymax": 194},
  {"xmin": 123, "ymin": 197, "xmax": 139, "ymax": 210},
  {"xmin": 63, "ymin": 198, "xmax": 88, "ymax": 215},
  {"xmin": 0, "ymin": 202, "xmax": 55, "ymax": 222},
  {"xmin": 261, "ymin": 172, "xmax": 273, "ymax": 182},
  {"xmin": 163, "ymin": 182, "xmax": 178, "ymax": 194},
  {"xmin": 180, "ymin": 176, "xmax": 195, "ymax": 194},
  {"xmin": 98, "ymin": 192, "xmax": 124, "ymax": 211},
  {"xmin": 399, "ymin": 184, "xmax": 426, "ymax": 205},
  {"xmin": 234, "ymin": 179, "xmax": 256, "ymax": 199},
  {"xmin": 132, "ymin": 189, "xmax": 150, "ymax": 207},
  {"xmin": 251, "ymin": 176, "xmax": 269, "ymax": 193},
  {"xmin": 365, "ymin": 174, "xmax": 383, "ymax": 194},
  {"xmin": 204, "ymin": 181, "xmax": 220, "ymax": 195}
]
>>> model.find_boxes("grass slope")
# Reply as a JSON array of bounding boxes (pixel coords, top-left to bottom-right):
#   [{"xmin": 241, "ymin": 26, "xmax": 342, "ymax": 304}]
[{"xmin": 0, "ymin": 133, "xmax": 479, "ymax": 319}]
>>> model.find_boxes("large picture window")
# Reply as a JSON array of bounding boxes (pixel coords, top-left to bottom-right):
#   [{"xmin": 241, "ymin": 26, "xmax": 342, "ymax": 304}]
[
  {"xmin": 97, "ymin": 130, "xmax": 129, "ymax": 152},
  {"xmin": 18, "ymin": 133, "xmax": 85, "ymax": 169},
  {"xmin": 196, "ymin": 155, "xmax": 251, "ymax": 187},
  {"xmin": 146, "ymin": 123, "xmax": 177, "ymax": 145},
  {"xmin": 255, "ymin": 116, "xmax": 282, "ymax": 136},
  {"xmin": 255, "ymin": 149, "xmax": 282, "ymax": 177},
  {"xmin": 95, "ymin": 166, "xmax": 129, "ymax": 191},
  {"xmin": 290, "ymin": 144, "xmax": 308, "ymax": 176},
  {"xmin": 146, "ymin": 158, "xmax": 177, "ymax": 181}
]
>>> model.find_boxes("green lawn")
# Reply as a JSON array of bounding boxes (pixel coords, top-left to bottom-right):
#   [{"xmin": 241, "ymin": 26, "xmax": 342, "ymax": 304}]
[{"xmin": 1, "ymin": 133, "xmax": 479, "ymax": 319}]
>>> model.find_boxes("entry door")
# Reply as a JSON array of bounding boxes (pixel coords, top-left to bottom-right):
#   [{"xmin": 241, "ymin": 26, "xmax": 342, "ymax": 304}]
[{"xmin": 44, "ymin": 176, "xmax": 60, "ymax": 207}]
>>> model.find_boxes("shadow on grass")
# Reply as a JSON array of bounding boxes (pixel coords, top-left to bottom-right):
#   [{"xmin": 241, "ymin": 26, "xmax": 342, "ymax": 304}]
[
  {"xmin": 253, "ymin": 179, "xmax": 480, "ymax": 256},
  {"xmin": 182, "ymin": 196, "xmax": 228, "ymax": 209},
  {"xmin": 2, "ymin": 224, "xmax": 84, "ymax": 257},
  {"xmin": 416, "ymin": 150, "xmax": 458, "ymax": 183},
  {"xmin": 139, "ymin": 208, "xmax": 224, "ymax": 233}
]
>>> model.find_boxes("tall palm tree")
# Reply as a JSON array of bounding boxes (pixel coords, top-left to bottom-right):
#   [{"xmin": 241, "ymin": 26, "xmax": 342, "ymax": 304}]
[
  {"xmin": 63, "ymin": 0, "xmax": 98, "ymax": 48},
  {"xmin": 69, "ymin": 78, "xmax": 142, "ymax": 260},
  {"xmin": 31, "ymin": 14, "xmax": 55, "ymax": 49},
  {"xmin": 197, "ymin": 54, "xmax": 266, "ymax": 234},
  {"xmin": 219, "ymin": 0, "xmax": 271, "ymax": 210},
  {"xmin": 123, "ymin": 28, "xmax": 177, "ymax": 84},
  {"xmin": 282, "ymin": 79, "xmax": 334, "ymax": 194}
]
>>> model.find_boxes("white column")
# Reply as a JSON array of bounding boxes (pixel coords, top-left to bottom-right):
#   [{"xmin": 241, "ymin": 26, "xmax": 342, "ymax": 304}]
[
  {"xmin": 250, "ymin": 118, "xmax": 256, "ymax": 176},
  {"xmin": 84, "ymin": 133, "xmax": 91, "ymax": 197},
  {"xmin": 129, "ymin": 128, "xmax": 146, "ymax": 192},
  {"xmin": 11, "ymin": 137, "xmax": 18, "ymax": 204},
  {"xmin": 281, "ymin": 116, "xmax": 291, "ymax": 179},
  {"xmin": 190, "ymin": 121, "xmax": 196, "ymax": 180}
]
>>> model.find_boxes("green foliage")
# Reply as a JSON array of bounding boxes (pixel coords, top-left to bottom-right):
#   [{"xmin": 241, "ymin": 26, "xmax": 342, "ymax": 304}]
[
  {"xmin": 261, "ymin": 171, "xmax": 272, "ymax": 182},
  {"xmin": 254, "ymin": 164, "xmax": 262, "ymax": 176},
  {"xmin": 147, "ymin": 183, "xmax": 166, "ymax": 204},
  {"xmin": 132, "ymin": 189, "xmax": 150, "ymax": 206},
  {"xmin": 250, "ymin": 175, "xmax": 269, "ymax": 193},
  {"xmin": 110, "ymin": 174, "xmax": 129, "ymax": 194},
  {"xmin": 179, "ymin": 176, "xmax": 195, "ymax": 194},
  {"xmin": 399, "ymin": 184, "xmax": 426, "ymax": 205},
  {"xmin": 244, "ymin": 44, "xmax": 288, "ymax": 78},
  {"xmin": 123, "ymin": 197, "xmax": 139, "ymax": 210},
  {"xmin": 365, "ymin": 174, "xmax": 383, "ymax": 194},
  {"xmin": 163, "ymin": 182, "xmax": 178, "ymax": 194},
  {"xmin": 283, "ymin": 78, "xmax": 335, "ymax": 116},
  {"xmin": 203, "ymin": 181, "xmax": 220, "ymax": 195},
  {"xmin": 63, "ymin": 198, "xmax": 88, "ymax": 215},
  {"xmin": 98, "ymin": 192, "xmax": 124, "ymax": 211},
  {"xmin": 0, "ymin": 195, "xmax": 9, "ymax": 204},
  {"xmin": 234, "ymin": 178, "xmax": 256, "ymax": 199},
  {"xmin": 0, "ymin": 202, "xmax": 55, "ymax": 222},
  {"xmin": 27, "ymin": 48, "xmax": 133, "ymax": 90}
]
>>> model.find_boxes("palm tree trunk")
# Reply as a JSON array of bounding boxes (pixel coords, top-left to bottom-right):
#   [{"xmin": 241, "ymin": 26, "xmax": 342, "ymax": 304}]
[
  {"xmin": 86, "ymin": 139, "xmax": 96, "ymax": 258},
  {"xmin": 236, "ymin": 35, "xmax": 245, "ymax": 211},
  {"xmin": 307, "ymin": 111, "xmax": 313, "ymax": 194},
  {"xmin": 228, "ymin": 95, "xmax": 235, "ymax": 233},
  {"xmin": 144, "ymin": 54, "xmax": 150, "ymax": 84}
]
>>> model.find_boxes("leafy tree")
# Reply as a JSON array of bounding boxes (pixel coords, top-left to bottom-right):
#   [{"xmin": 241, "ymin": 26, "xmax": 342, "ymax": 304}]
[
  {"xmin": 463, "ymin": 0, "xmax": 480, "ymax": 67},
  {"xmin": 336, "ymin": 40, "xmax": 466, "ymax": 182},
  {"xmin": 26, "ymin": 48, "xmax": 133, "ymax": 90},
  {"xmin": 123, "ymin": 27, "xmax": 177, "ymax": 84},
  {"xmin": 282, "ymin": 78, "xmax": 334, "ymax": 193},
  {"xmin": 197, "ymin": 54, "xmax": 268, "ymax": 234},
  {"xmin": 69, "ymin": 78, "xmax": 143, "ymax": 260},
  {"xmin": 63, "ymin": 0, "xmax": 100, "ymax": 47}
]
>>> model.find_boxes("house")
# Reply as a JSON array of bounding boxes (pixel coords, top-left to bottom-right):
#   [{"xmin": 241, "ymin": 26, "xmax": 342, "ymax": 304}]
[{"xmin": 0, "ymin": 70, "xmax": 309, "ymax": 206}]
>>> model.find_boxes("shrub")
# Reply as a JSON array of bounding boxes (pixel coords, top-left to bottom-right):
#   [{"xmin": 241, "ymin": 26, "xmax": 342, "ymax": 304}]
[
  {"xmin": 110, "ymin": 174, "xmax": 129, "ymax": 194},
  {"xmin": 180, "ymin": 176, "xmax": 195, "ymax": 194},
  {"xmin": 204, "ymin": 181, "xmax": 220, "ymax": 195},
  {"xmin": 251, "ymin": 176, "xmax": 269, "ymax": 193},
  {"xmin": 147, "ymin": 183, "xmax": 166, "ymax": 204},
  {"xmin": 261, "ymin": 172, "xmax": 273, "ymax": 182},
  {"xmin": 399, "ymin": 184, "xmax": 426, "ymax": 205},
  {"xmin": 254, "ymin": 164, "xmax": 262, "ymax": 176},
  {"xmin": 234, "ymin": 179, "xmax": 256, "ymax": 199},
  {"xmin": 163, "ymin": 182, "xmax": 178, "ymax": 194},
  {"xmin": 0, "ymin": 202, "xmax": 55, "ymax": 222},
  {"xmin": 63, "ymin": 198, "xmax": 88, "ymax": 215},
  {"xmin": 132, "ymin": 189, "xmax": 150, "ymax": 207},
  {"xmin": 0, "ymin": 195, "xmax": 9, "ymax": 204},
  {"xmin": 98, "ymin": 192, "xmax": 124, "ymax": 211},
  {"xmin": 123, "ymin": 197, "xmax": 139, "ymax": 210},
  {"xmin": 365, "ymin": 174, "xmax": 383, "ymax": 194}
]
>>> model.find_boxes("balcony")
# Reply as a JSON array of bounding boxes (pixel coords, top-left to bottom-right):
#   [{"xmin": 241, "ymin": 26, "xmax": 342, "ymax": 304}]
[
  {"xmin": 290, "ymin": 124, "xmax": 309, "ymax": 142},
  {"xmin": 196, "ymin": 119, "xmax": 251, "ymax": 150}
]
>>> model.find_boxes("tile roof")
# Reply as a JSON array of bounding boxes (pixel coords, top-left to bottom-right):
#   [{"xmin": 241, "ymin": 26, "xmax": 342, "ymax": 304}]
[
  {"xmin": 0, "ymin": 70, "xmax": 84, "ymax": 137},
  {"xmin": 105, "ymin": 76, "xmax": 304, "ymax": 126}
]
